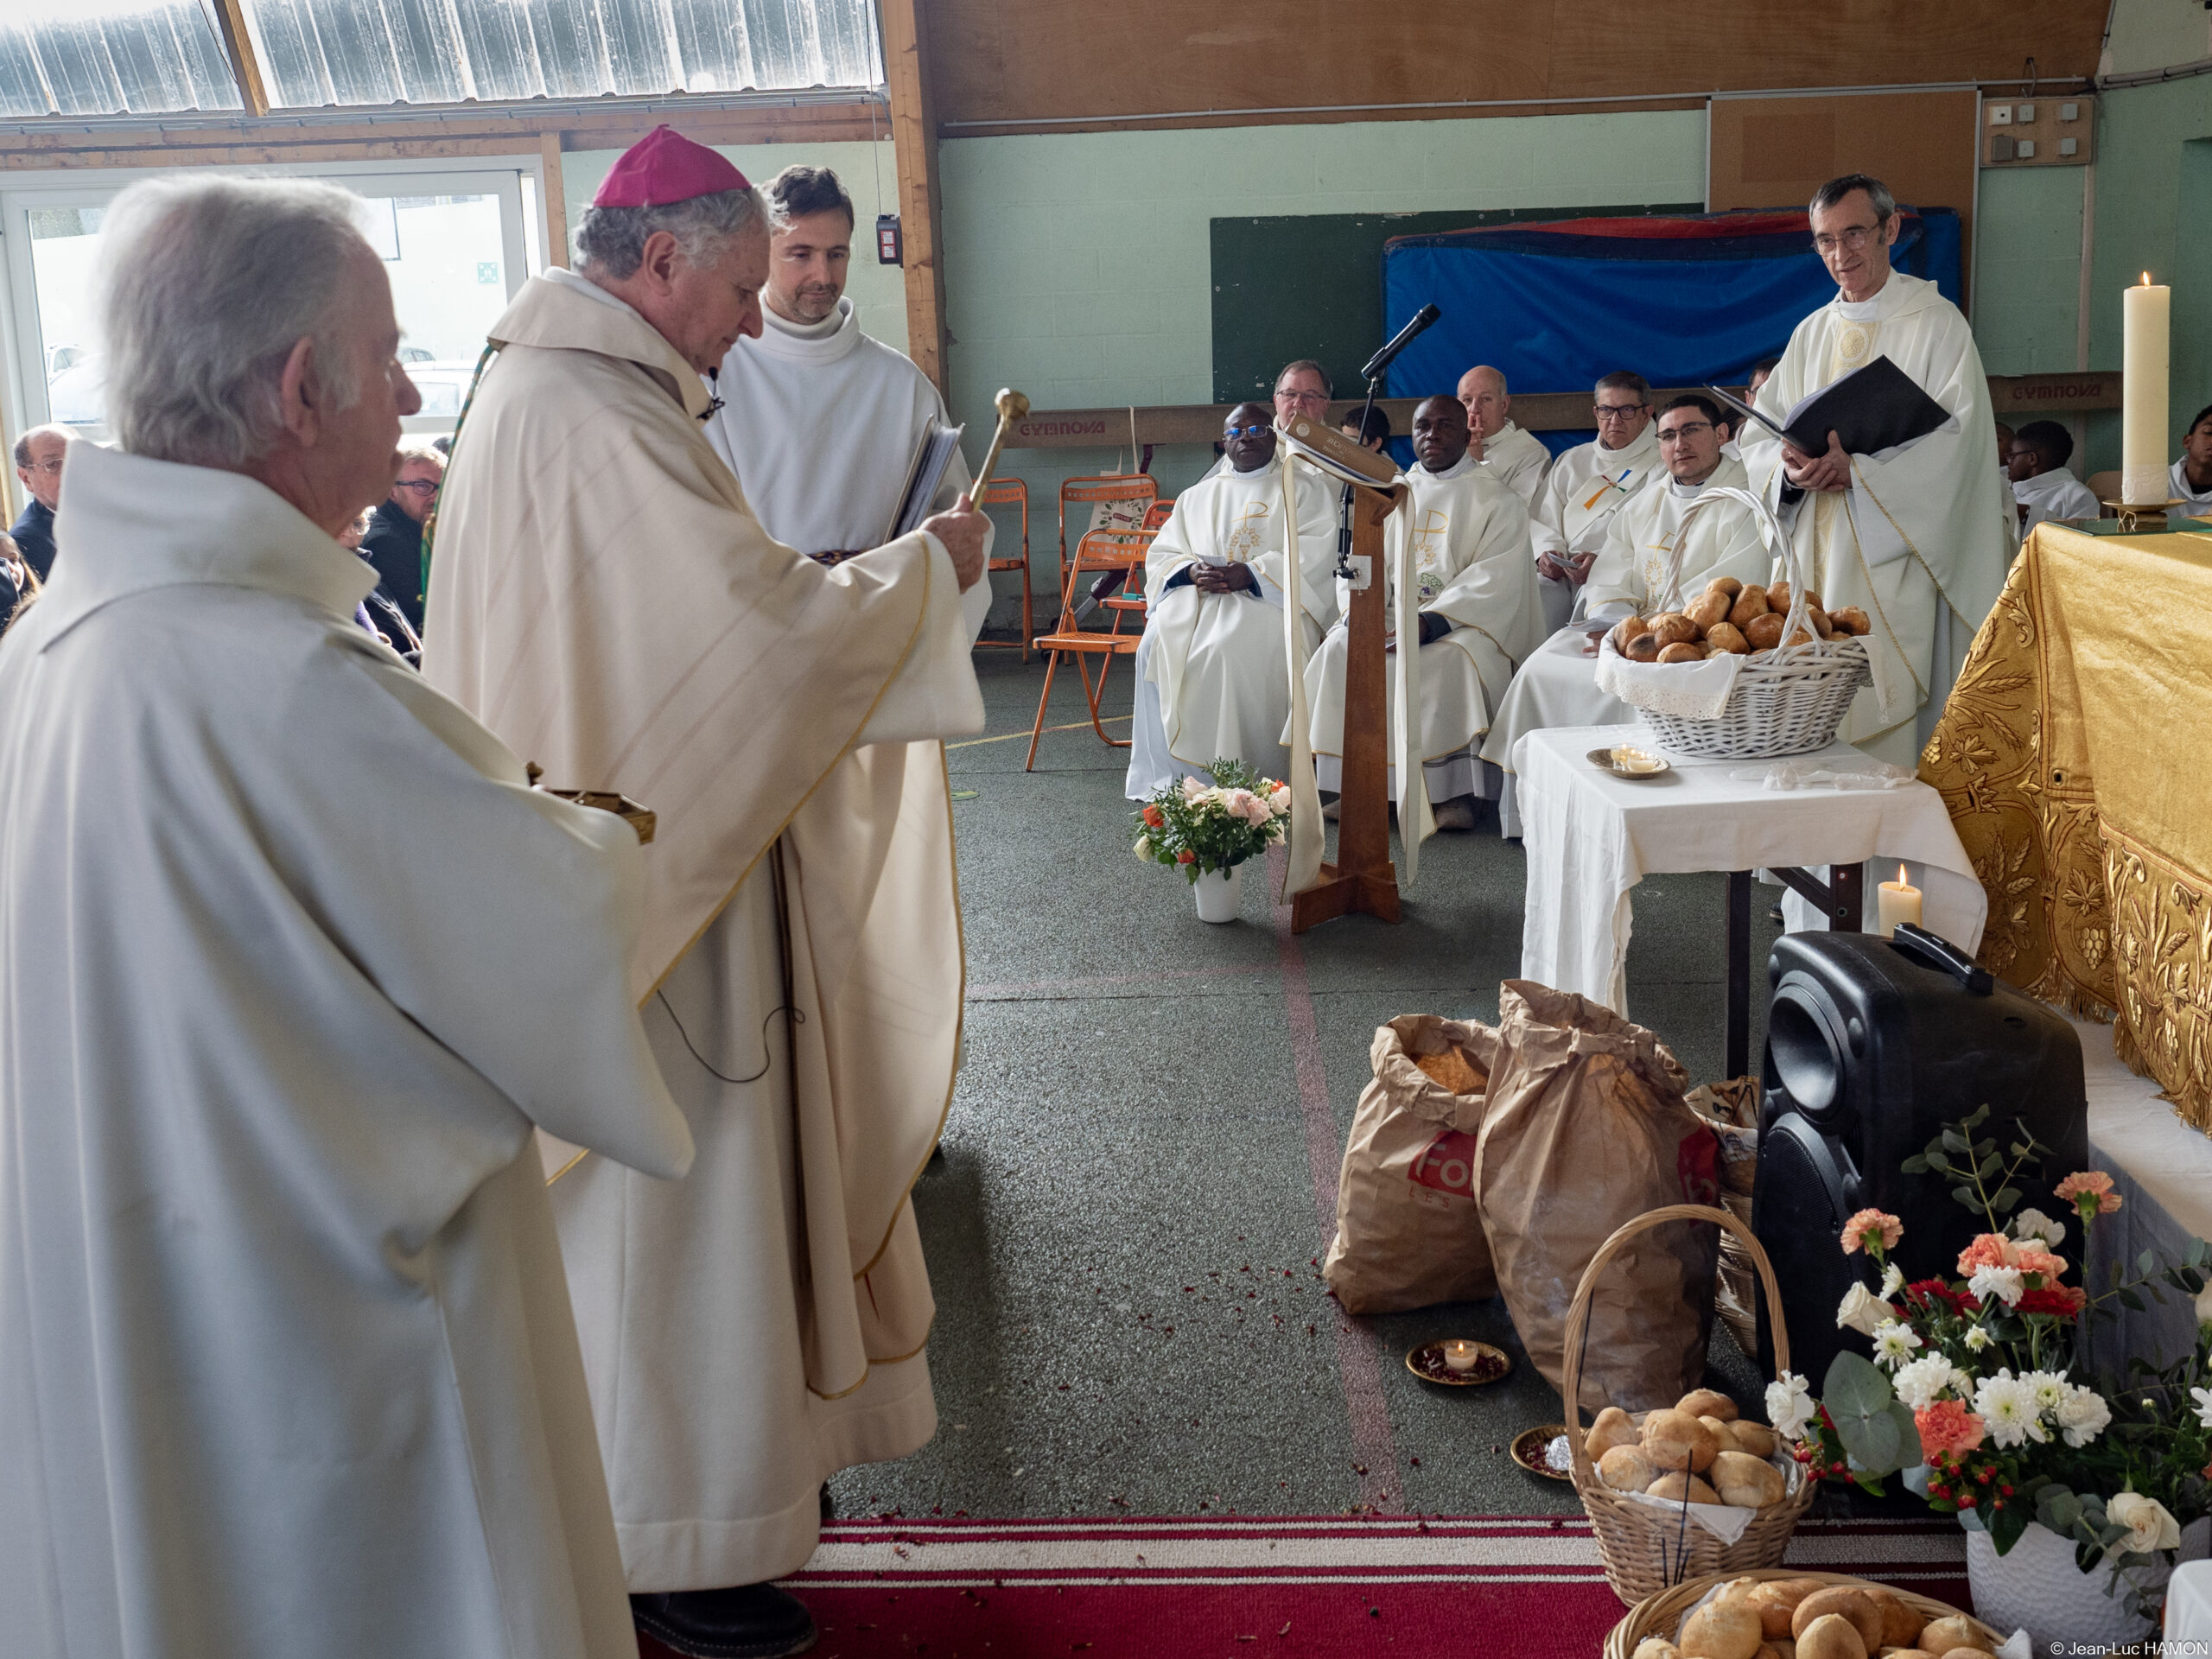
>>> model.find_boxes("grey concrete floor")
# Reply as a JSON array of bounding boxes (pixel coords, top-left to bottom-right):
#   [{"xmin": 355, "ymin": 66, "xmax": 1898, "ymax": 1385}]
[{"xmin": 828, "ymin": 653, "xmax": 1787, "ymax": 1522}]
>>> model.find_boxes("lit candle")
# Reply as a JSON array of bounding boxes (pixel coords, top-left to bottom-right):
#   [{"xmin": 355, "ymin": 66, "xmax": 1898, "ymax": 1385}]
[
  {"xmin": 2122, "ymin": 273, "xmax": 2171, "ymax": 505},
  {"xmin": 1441, "ymin": 1340, "xmax": 1480, "ymax": 1373},
  {"xmin": 1877, "ymin": 863, "xmax": 1923, "ymax": 938}
]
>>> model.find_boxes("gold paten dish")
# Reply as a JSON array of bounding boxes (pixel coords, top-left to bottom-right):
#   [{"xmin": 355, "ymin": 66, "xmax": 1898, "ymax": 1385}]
[
  {"xmin": 1405, "ymin": 1339, "xmax": 1511, "ymax": 1387},
  {"xmin": 525, "ymin": 763, "xmax": 658, "ymax": 843},
  {"xmin": 1588, "ymin": 746, "xmax": 1672, "ymax": 780},
  {"xmin": 1510, "ymin": 1423, "xmax": 1574, "ymax": 1482}
]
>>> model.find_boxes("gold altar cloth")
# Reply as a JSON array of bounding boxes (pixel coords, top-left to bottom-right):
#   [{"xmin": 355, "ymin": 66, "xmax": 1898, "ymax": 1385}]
[{"xmin": 1923, "ymin": 523, "xmax": 2212, "ymax": 1132}]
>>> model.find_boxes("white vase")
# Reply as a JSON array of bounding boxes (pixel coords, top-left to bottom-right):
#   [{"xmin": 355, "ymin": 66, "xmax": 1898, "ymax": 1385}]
[
  {"xmin": 1965, "ymin": 1519, "xmax": 2167, "ymax": 1649},
  {"xmin": 1192, "ymin": 863, "xmax": 1244, "ymax": 924}
]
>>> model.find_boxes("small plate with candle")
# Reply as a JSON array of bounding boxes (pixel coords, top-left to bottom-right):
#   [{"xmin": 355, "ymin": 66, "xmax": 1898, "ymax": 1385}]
[
  {"xmin": 1406, "ymin": 1338, "xmax": 1510, "ymax": 1387},
  {"xmin": 1587, "ymin": 745, "xmax": 1671, "ymax": 780},
  {"xmin": 1877, "ymin": 863, "xmax": 1922, "ymax": 938}
]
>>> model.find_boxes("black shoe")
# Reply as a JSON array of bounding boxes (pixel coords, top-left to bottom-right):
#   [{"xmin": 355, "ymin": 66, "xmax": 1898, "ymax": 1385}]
[{"xmin": 632, "ymin": 1585, "xmax": 818, "ymax": 1658}]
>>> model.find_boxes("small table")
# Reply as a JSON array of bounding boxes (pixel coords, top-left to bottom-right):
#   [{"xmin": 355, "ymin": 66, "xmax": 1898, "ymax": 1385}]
[{"xmin": 1515, "ymin": 723, "xmax": 1988, "ymax": 1077}]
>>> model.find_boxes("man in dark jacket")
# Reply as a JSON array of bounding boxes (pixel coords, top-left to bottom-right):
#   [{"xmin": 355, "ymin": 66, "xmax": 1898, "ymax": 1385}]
[
  {"xmin": 0, "ymin": 531, "xmax": 35, "ymax": 638},
  {"xmin": 10, "ymin": 425, "xmax": 67, "ymax": 580},
  {"xmin": 359, "ymin": 444, "xmax": 442, "ymax": 635}
]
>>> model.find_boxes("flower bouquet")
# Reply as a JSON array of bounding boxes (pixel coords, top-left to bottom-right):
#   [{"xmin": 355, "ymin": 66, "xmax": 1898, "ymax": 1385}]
[
  {"xmin": 1766, "ymin": 1106, "xmax": 2212, "ymax": 1624},
  {"xmin": 1131, "ymin": 759, "xmax": 1290, "ymax": 884}
]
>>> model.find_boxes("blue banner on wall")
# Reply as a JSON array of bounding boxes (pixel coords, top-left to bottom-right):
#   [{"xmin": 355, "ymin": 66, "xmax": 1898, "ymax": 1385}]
[{"xmin": 1379, "ymin": 208, "xmax": 1963, "ymax": 427}]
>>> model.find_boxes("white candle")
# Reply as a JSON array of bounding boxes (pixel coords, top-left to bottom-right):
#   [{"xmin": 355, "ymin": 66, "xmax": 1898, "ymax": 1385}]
[
  {"xmin": 1441, "ymin": 1340, "xmax": 1479, "ymax": 1373},
  {"xmin": 1877, "ymin": 864, "xmax": 1923, "ymax": 938},
  {"xmin": 2123, "ymin": 275, "xmax": 2171, "ymax": 505}
]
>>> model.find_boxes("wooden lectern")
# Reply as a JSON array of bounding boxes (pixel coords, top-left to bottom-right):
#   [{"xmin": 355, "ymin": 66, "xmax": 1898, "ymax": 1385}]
[{"xmin": 1281, "ymin": 417, "xmax": 1408, "ymax": 934}]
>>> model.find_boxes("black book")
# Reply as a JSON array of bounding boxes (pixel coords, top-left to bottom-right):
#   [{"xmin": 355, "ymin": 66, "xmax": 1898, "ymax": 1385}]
[
  {"xmin": 1708, "ymin": 354, "xmax": 1949, "ymax": 459},
  {"xmin": 885, "ymin": 419, "xmax": 968, "ymax": 542}
]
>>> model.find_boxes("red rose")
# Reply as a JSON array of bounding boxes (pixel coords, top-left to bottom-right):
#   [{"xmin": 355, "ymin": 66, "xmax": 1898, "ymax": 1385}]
[
  {"xmin": 1177, "ymin": 849, "xmax": 1196, "ymax": 864},
  {"xmin": 1142, "ymin": 805, "xmax": 1165, "ymax": 828}
]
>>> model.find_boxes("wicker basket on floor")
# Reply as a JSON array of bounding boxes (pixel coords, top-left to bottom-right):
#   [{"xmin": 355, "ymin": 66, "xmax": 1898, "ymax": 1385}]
[
  {"xmin": 1687, "ymin": 1079, "xmax": 1763, "ymax": 1360},
  {"xmin": 1599, "ymin": 486, "xmax": 1872, "ymax": 760},
  {"xmin": 1565, "ymin": 1203, "xmax": 1817, "ymax": 1605},
  {"xmin": 1713, "ymin": 1189, "xmax": 1761, "ymax": 1358},
  {"xmin": 1600, "ymin": 1568, "xmax": 2002, "ymax": 1659}
]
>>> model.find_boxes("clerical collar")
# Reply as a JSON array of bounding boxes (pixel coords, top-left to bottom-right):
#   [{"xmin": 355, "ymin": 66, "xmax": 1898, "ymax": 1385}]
[
  {"xmin": 1415, "ymin": 452, "xmax": 1477, "ymax": 481},
  {"xmin": 748, "ymin": 296, "xmax": 863, "ymax": 365},
  {"xmin": 765, "ymin": 300, "xmax": 848, "ymax": 343},
  {"xmin": 1834, "ymin": 270, "xmax": 1896, "ymax": 322},
  {"xmin": 1669, "ymin": 472, "xmax": 1717, "ymax": 499}
]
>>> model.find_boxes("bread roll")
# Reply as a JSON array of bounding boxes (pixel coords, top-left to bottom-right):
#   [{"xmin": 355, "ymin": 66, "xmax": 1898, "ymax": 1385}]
[
  {"xmin": 1643, "ymin": 1408, "xmax": 1721, "ymax": 1471},
  {"xmin": 1679, "ymin": 1388, "xmax": 1739, "ymax": 1421},
  {"xmin": 1633, "ymin": 1641, "xmax": 1682, "ymax": 1659},
  {"xmin": 1712, "ymin": 1449, "xmax": 1787, "ymax": 1508},
  {"xmin": 1783, "ymin": 627, "xmax": 1818, "ymax": 648},
  {"xmin": 1829, "ymin": 607, "xmax": 1871, "ymax": 636},
  {"xmin": 1612, "ymin": 615, "xmax": 1650, "ymax": 653},
  {"xmin": 1687, "ymin": 590, "xmax": 1734, "ymax": 632},
  {"xmin": 1587, "ymin": 1405, "xmax": 1640, "ymax": 1459},
  {"xmin": 1703, "ymin": 621, "xmax": 1751, "ymax": 656},
  {"xmin": 1745, "ymin": 613, "xmax": 1786, "ymax": 650},
  {"xmin": 1648, "ymin": 1471, "xmax": 1722, "ymax": 1503},
  {"xmin": 1599, "ymin": 1444, "xmax": 1661, "ymax": 1494},
  {"xmin": 1796, "ymin": 1614, "xmax": 1868, "ymax": 1659},
  {"xmin": 1765, "ymin": 580, "xmax": 1792, "ymax": 614},
  {"xmin": 1808, "ymin": 607, "xmax": 1835, "ymax": 639},
  {"xmin": 1681, "ymin": 1599, "xmax": 1764, "ymax": 1659},
  {"xmin": 1728, "ymin": 587, "xmax": 1770, "ymax": 628},
  {"xmin": 1651, "ymin": 612, "xmax": 1700, "ymax": 648},
  {"xmin": 1626, "ymin": 632, "xmax": 1662, "ymax": 663},
  {"xmin": 1774, "ymin": 1642, "xmax": 1796, "ymax": 1659},
  {"xmin": 1657, "ymin": 641, "xmax": 1707, "ymax": 664},
  {"xmin": 1933, "ymin": 1649, "xmax": 1996, "ymax": 1659},
  {"xmin": 1881, "ymin": 1650, "xmax": 1937, "ymax": 1659},
  {"xmin": 1745, "ymin": 1582, "xmax": 1812, "ymax": 1640},
  {"xmin": 1728, "ymin": 1422, "xmax": 1777, "ymax": 1458},
  {"xmin": 1700, "ymin": 1414, "xmax": 1739, "ymax": 1450},
  {"xmin": 1875, "ymin": 1595, "xmax": 1924, "ymax": 1649},
  {"xmin": 1915, "ymin": 1618, "xmax": 1988, "ymax": 1656},
  {"xmin": 1793, "ymin": 1589, "xmax": 1885, "ymax": 1650},
  {"xmin": 1757, "ymin": 1647, "xmax": 1783, "ymax": 1659},
  {"xmin": 1801, "ymin": 589, "xmax": 1823, "ymax": 613},
  {"xmin": 1707, "ymin": 575, "xmax": 1745, "ymax": 599}
]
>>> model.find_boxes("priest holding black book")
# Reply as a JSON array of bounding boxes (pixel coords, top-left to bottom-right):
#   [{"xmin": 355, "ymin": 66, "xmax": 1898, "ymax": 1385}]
[{"xmin": 1737, "ymin": 173, "xmax": 2012, "ymax": 766}]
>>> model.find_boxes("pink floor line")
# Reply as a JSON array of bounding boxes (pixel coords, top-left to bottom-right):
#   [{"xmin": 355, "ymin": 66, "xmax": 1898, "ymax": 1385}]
[{"xmin": 1268, "ymin": 846, "xmax": 1401, "ymax": 1513}]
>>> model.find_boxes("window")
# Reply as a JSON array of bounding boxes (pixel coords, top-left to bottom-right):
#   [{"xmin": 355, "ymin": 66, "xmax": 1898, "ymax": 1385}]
[{"xmin": 0, "ymin": 3, "xmax": 242, "ymax": 118}]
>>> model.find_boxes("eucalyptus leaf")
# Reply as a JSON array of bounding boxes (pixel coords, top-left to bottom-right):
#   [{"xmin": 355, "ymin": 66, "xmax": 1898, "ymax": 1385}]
[
  {"xmin": 1821, "ymin": 1351, "xmax": 1911, "ymax": 1476},
  {"xmin": 1965, "ymin": 1104, "xmax": 1991, "ymax": 1128},
  {"xmin": 1978, "ymin": 1150, "xmax": 2002, "ymax": 1179},
  {"xmin": 1902, "ymin": 1154, "xmax": 1929, "ymax": 1175},
  {"xmin": 1992, "ymin": 1186, "xmax": 2022, "ymax": 1213},
  {"xmin": 1942, "ymin": 1128, "xmax": 1970, "ymax": 1154},
  {"xmin": 1991, "ymin": 1501, "xmax": 2030, "ymax": 1554},
  {"xmin": 2142, "ymin": 1249, "xmax": 2159, "ymax": 1275},
  {"xmin": 2120, "ymin": 1289, "xmax": 2145, "ymax": 1312}
]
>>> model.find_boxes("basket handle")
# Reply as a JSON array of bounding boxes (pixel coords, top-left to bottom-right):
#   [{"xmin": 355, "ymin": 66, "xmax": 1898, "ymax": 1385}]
[
  {"xmin": 1658, "ymin": 485, "xmax": 1815, "ymax": 650},
  {"xmin": 1561, "ymin": 1201, "xmax": 1793, "ymax": 1487}
]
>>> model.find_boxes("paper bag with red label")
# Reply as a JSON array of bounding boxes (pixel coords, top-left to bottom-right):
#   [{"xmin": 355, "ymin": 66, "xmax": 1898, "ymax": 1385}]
[
  {"xmin": 1473, "ymin": 981, "xmax": 1719, "ymax": 1413},
  {"xmin": 1322, "ymin": 1014, "xmax": 1500, "ymax": 1315}
]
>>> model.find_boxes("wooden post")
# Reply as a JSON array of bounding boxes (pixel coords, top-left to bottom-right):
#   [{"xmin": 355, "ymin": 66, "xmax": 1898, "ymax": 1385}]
[
  {"xmin": 539, "ymin": 131, "xmax": 569, "ymax": 269},
  {"xmin": 1292, "ymin": 483, "xmax": 1405, "ymax": 932},
  {"xmin": 210, "ymin": 0, "xmax": 270, "ymax": 117},
  {"xmin": 879, "ymin": 0, "xmax": 949, "ymax": 401}
]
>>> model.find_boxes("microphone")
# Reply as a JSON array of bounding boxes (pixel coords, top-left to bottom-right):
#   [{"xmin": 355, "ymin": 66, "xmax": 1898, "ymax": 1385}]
[{"xmin": 1359, "ymin": 303, "xmax": 1441, "ymax": 383}]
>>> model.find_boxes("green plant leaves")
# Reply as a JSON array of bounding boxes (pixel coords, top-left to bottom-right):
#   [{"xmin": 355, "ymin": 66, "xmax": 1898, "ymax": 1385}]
[{"xmin": 1821, "ymin": 1351, "xmax": 1916, "ymax": 1477}]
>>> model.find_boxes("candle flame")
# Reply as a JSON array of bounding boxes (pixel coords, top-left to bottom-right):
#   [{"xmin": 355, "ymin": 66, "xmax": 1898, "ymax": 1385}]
[
  {"xmin": 1898, "ymin": 863, "xmax": 1910, "ymax": 886},
  {"xmin": 2142, "ymin": 271, "xmax": 2153, "ymax": 286}
]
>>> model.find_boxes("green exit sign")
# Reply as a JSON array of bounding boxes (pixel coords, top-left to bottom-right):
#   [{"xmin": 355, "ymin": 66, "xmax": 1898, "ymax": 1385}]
[{"xmin": 476, "ymin": 262, "xmax": 499, "ymax": 283}]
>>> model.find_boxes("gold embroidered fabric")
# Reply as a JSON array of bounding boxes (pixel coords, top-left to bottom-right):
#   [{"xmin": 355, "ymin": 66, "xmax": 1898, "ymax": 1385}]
[{"xmin": 1922, "ymin": 524, "xmax": 2212, "ymax": 1131}]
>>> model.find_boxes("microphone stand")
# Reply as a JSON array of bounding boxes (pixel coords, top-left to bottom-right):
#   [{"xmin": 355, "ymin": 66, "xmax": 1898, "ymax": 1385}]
[{"xmin": 1333, "ymin": 303, "xmax": 1442, "ymax": 577}]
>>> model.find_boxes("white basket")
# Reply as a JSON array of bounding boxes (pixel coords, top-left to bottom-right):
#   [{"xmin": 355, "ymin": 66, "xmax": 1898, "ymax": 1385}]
[{"xmin": 1600, "ymin": 485, "xmax": 1870, "ymax": 760}]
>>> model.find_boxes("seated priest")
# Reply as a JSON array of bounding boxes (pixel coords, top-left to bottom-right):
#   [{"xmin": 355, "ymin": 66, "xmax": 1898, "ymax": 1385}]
[
  {"xmin": 2007, "ymin": 420, "xmax": 2098, "ymax": 538},
  {"xmin": 1125, "ymin": 404, "xmax": 1337, "ymax": 798},
  {"xmin": 2175, "ymin": 404, "xmax": 2212, "ymax": 518},
  {"xmin": 1528, "ymin": 372, "xmax": 1661, "ymax": 633},
  {"xmin": 1340, "ymin": 403, "xmax": 1392, "ymax": 454},
  {"xmin": 1480, "ymin": 396, "xmax": 1770, "ymax": 836},
  {"xmin": 1458, "ymin": 365, "xmax": 1551, "ymax": 505},
  {"xmin": 1305, "ymin": 395, "xmax": 1545, "ymax": 832}
]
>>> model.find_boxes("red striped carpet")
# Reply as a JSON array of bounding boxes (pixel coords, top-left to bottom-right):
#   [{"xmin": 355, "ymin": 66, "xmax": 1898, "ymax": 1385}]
[{"xmin": 642, "ymin": 1514, "xmax": 1972, "ymax": 1658}]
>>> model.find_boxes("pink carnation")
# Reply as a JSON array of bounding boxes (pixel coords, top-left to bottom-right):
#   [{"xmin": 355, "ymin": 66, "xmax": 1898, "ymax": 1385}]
[
  {"xmin": 1916, "ymin": 1399, "xmax": 1988, "ymax": 1462},
  {"xmin": 2012, "ymin": 1244, "xmax": 2067, "ymax": 1283},
  {"xmin": 2056, "ymin": 1171, "xmax": 2122, "ymax": 1215},
  {"xmin": 1957, "ymin": 1233, "xmax": 2018, "ymax": 1274},
  {"xmin": 1841, "ymin": 1209, "xmax": 1904, "ymax": 1254}
]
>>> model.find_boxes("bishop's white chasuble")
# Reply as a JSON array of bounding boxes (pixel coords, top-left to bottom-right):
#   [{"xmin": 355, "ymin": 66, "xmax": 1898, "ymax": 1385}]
[
  {"xmin": 1738, "ymin": 271, "xmax": 2012, "ymax": 764},
  {"xmin": 1125, "ymin": 455, "xmax": 1337, "ymax": 797},
  {"xmin": 1305, "ymin": 454, "xmax": 1544, "ymax": 803},
  {"xmin": 425, "ymin": 270, "xmax": 985, "ymax": 1591}
]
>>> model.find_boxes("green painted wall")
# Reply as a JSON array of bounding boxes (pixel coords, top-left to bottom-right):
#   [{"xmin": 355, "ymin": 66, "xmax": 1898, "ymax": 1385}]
[
  {"xmin": 561, "ymin": 140, "xmax": 909, "ymax": 351},
  {"xmin": 1971, "ymin": 167, "xmax": 2084, "ymax": 376}
]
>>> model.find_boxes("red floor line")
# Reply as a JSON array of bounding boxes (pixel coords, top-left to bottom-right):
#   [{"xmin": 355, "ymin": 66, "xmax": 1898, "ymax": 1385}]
[{"xmin": 1268, "ymin": 846, "xmax": 1401, "ymax": 1513}]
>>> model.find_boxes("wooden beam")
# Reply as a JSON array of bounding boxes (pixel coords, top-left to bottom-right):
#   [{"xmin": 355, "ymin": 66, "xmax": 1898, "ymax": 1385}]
[
  {"xmin": 539, "ymin": 131, "xmax": 569, "ymax": 269},
  {"xmin": 880, "ymin": 0, "xmax": 948, "ymax": 400},
  {"xmin": 209, "ymin": 0, "xmax": 270, "ymax": 118}
]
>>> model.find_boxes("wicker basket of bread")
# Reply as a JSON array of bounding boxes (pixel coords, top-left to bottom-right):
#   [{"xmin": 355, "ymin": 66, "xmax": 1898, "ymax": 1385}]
[
  {"xmin": 1603, "ymin": 1568, "xmax": 2006, "ymax": 1659},
  {"xmin": 1594, "ymin": 486, "xmax": 1872, "ymax": 760},
  {"xmin": 1566, "ymin": 1203, "xmax": 1818, "ymax": 1604}
]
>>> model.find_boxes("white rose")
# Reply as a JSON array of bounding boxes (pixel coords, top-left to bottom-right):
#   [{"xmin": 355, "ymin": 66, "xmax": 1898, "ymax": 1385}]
[
  {"xmin": 1968, "ymin": 1264, "xmax": 2024, "ymax": 1307},
  {"xmin": 1892, "ymin": 1354, "xmax": 1964, "ymax": 1411},
  {"xmin": 1765, "ymin": 1371, "xmax": 1815, "ymax": 1441},
  {"xmin": 2107, "ymin": 1491, "xmax": 2183, "ymax": 1554},
  {"xmin": 2056, "ymin": 1385, "xmax": 2112, "ymax": 1447},
  {"xmin": 1134, "ymin": 836, "xmax": 1152, "ymax": 861},
  {"xmin": 2012, "ymin": 1207, "xmax": 2068, "ymax": 1248},
  {"xmin": 1836, "ymin": 1282, "xmax": 1897, "ymax": 1336}
]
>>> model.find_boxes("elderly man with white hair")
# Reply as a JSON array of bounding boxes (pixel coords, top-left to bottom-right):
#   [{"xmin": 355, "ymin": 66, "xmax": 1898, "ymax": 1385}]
[
  {"xmin": 0, "ymin": 176, "xmax": 694, "ymax": 1659},
  {"xmin": 1457, "ymin": 365, "xmax": 1552, "ymax": 505},
  {"xmin": 425, "ymin": 125, "xmax": 991, "ymax": 1659}
]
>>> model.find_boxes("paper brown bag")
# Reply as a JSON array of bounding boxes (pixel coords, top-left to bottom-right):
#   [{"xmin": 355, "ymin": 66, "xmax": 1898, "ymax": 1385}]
[
  {"xmin": 1474, "ymin": 982, "xmax": 1720, "ymax": 1412},
  {"xmin": 1323, "ymin": 1014, "xmax": 1500, "ymax": 1315}
]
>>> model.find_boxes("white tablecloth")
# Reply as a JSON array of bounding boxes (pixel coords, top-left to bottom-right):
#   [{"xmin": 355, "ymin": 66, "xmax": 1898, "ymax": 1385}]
[{"xmin": 1515, "ymin": 722, "xmax": 1988, "ymax": 1016}]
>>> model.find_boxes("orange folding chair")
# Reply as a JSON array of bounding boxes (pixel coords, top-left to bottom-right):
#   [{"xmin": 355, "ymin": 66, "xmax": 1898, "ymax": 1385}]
[
  {"xmin": 974, "ymin": 477, "xmax": 1033, "ymax": 661},
  {"xmin": 1022, "ymin": 473, "xmax": 1160, "ymax": 771}
]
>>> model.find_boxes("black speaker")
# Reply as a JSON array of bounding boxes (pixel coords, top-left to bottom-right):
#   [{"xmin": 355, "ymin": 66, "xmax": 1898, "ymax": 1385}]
[{"xmin": 1751, "ymin": 924, "xmax": 2087, "ymax": 1387}]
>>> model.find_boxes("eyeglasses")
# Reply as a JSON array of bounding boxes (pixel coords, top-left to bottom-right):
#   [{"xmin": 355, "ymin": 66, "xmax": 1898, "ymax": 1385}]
[
  {"xmin": 1813, "ymin": 224, "xmax": 1882, "ymax": 257},
  {"xmin": 1224, "ymin": 424, "xmax": 1269, "ymax": 439},
  {"xmin": 1593, "ymin": 404, "xmax": 1647, "ymax": 422},
  {"xmin": 19, "ymin": 457, "xmax": 61, "ymax": 476},
  {"xmin": 394, "ymin": 479, "xmax": 442, "ymax": 495},
  {"xmin": 1275, "ymin": 389, "xmax": 1329, "ymax": 407},
  {"xmin": 1659, "ymin": 421, "xmax": 1714, "ymax": 442}
]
